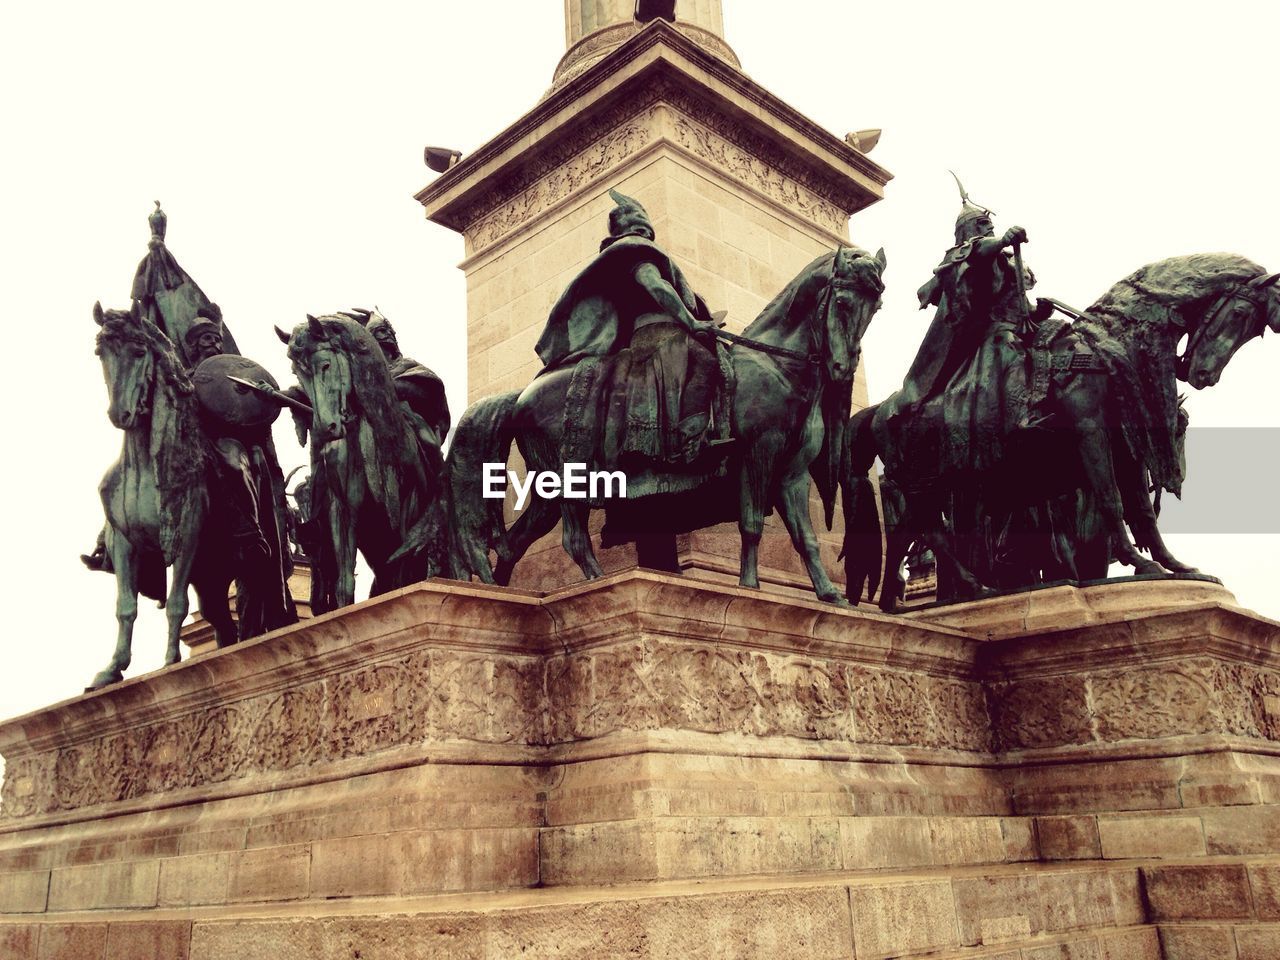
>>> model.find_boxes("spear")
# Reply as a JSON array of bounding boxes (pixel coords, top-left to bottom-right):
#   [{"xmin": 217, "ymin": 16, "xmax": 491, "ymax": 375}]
[{"xmin": 225, "ymin": 375, "xmax": 313, "ymax": 416}]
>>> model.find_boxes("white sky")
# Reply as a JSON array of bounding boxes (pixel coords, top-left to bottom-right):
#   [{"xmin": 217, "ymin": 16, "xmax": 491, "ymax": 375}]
[{"xmin": 0, "ymin": 1, "xmax": 1277, "ymax": 724}]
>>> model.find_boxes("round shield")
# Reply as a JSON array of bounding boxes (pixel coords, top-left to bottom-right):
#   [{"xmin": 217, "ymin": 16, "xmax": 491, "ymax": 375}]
[{"xmin": 193, "ymin": 354, "xmax": 283, "ymax": 430}]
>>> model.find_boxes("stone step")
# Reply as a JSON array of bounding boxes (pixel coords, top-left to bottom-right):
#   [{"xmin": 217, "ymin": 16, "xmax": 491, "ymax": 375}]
[
  {"xmin": 6, "ymin": 803, "xmax": 1278, "ymax": 898},
  {"xmin": 0, "ymin": 813, "xmax": 1038, "ymax": 903},
  {"xmin": 542, "ymin": 813, "xmax": 1038, "ymax": 885},
  {"xmin": 924, "ymin": 927, "xmax": 1160, "ymax": 959},
  {"xmin": 1033, "ymin": 804, "xmax": 1280, "ymax": 861},
  {"xmin": 0, "ymin": 917, "xmax": 1165, "ymax": 960},
  {"xmin": 0, "ymin": 859, "xmax": 1156, "ymax": 958},
  {"xmin": 1157, "ymin": 922, "xmax": 1280, "ymax": 959}
]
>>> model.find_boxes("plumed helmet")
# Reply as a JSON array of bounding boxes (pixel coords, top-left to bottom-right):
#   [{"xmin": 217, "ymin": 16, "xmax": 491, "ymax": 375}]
[
  {"xmin": 948, "ymin": 171, "xmax": 995, "ymax": 244},
  {"xmin": 954, "ymin": 202, "xmax": 992, "ymax": 243},
  {"xmin": 607, "ymin": 188, "xmax": 654, "ymax": 238},
  {"xmin": 365, "ymin": 311, "xmax": 395, "ymax": 339}
]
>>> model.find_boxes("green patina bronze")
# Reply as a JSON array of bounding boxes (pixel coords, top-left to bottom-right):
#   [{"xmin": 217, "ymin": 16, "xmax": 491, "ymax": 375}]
[
  {"xmin": 87, "ymin": 301, "xmax": 297, "ymax": 690},
  {"xmin": 278, "ymin": 312, "xmax": 451, "ymax": 613},
  {"xmin": 448, "ymin": 188, "xmax": 886, "ymax": 602},
  {"xmin": 843, "ymin": 181, "xmax": 1280, "ymax": 610},
  {"xmin": 83, "ymin": 207, "xmax": 298, "ymax": 688}
]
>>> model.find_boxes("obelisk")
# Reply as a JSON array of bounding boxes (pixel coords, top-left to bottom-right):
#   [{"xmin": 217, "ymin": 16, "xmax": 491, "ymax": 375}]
[{"xmin": 417, "ymin": 2, "xmax": 891, "ymax": 592}]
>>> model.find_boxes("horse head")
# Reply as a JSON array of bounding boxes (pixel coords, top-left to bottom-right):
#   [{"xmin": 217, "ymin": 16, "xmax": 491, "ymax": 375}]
[
  {"xmin": 284, "ymin": 314, "xmax": 390, "ymax": 446},
  {"xmin": 823, "ymin": 246, "xmax": 886, "ymax": 384},
  {"xmin": 95, "ymin": 300, "xmax": 160, "ymax": 430},
  {"xmin": 1182, "ymin": 270, "xmax": 1279, "ymax": 389}
]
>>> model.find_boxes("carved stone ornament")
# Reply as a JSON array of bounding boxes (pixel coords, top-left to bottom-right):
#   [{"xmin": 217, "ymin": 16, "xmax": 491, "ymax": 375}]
[{"xmin": 456, "ymin": 81, "xmax": 859, "ymax": 257}]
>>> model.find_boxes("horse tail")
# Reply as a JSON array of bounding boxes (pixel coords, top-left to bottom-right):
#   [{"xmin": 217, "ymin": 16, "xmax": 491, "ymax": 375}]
[
  {"xmin": 444, "ymin": 390, "xmax": 521, "ymax": 583},
  {"xmin": 839, "ymin": 402, "xmax": 883, "ymax": 603}
]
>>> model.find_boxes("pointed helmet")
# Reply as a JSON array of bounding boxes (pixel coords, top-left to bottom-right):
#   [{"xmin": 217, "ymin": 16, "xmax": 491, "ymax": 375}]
[
  {"xmin": 606, "ymin": 188, "xmax": 654, "ymax": 239},
  {"xmin": 949, "ymin": 171, "xmax": 994, "ymax": 244}
]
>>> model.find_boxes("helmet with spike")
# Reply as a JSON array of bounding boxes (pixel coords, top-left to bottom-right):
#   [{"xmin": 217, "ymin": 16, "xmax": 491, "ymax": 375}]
[
  {"xmin": 949, "ymin": 171, "xmax": 995, "ymax": 245},
  {"xmin": 606, "ymin": 188, "xmax": 655, "ymax": 242}
]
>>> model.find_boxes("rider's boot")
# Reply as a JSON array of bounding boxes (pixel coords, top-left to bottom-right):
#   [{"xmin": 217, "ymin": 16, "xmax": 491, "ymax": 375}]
[{"xmin": 81, "ymin": 528, "xmax": 112, "ymax": 573}]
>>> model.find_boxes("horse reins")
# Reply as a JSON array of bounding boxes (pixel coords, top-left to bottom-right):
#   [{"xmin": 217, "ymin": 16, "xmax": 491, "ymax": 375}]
[
  {"xmin": 710, "ymin": 327, "xmax": 820, "ymax": 365},
  {"xmin": 709, "ymin": 275, "xmax": 845, "ymax": 366}
]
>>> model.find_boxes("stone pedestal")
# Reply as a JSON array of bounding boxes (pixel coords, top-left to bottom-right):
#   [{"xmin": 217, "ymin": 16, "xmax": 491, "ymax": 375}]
[
  {"xmin": 3, "ymin": 573, "xmax": 1278, "ymax": 956},
  {"xmin": 417, "ymin": 20, "xmax": 890, "ymax": 594}
]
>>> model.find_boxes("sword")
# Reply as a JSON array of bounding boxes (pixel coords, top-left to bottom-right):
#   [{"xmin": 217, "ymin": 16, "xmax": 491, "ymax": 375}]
[{"xmin": 226, "ymin": 375, "xmax": 313, "ymax": 416}]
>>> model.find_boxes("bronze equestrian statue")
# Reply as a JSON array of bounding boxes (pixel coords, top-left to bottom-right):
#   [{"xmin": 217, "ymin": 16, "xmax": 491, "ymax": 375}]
[
  {"xmin": 87, "ymin": 301, "xmax": 296, "ymax": 689},
  {"xmin": 278, "ymin": 311, "xmax": 451, "ymax": 612},
  {"xmin": 448, "ymin": 188, "xmax": 886, "ymax": 602},
  {"xmin": 844, "ymin": 182, "xmax": 1279, "ymax": 609}
]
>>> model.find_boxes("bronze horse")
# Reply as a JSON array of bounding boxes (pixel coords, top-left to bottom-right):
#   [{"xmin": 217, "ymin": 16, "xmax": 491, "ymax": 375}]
[
  {"xmin": 90, "ymin": 303, "xmax": 237, "ymax": 688},
  {"xmin": 845, "ymin": 254, "xmax": 1280, "ymax": 610},
  {"xmin": 279, "ymin": 314, "xmax": 448, "ymax": 611},
  {"xmin": 449, "ymin": 246, "xmax": 886, "ymax": 602}
]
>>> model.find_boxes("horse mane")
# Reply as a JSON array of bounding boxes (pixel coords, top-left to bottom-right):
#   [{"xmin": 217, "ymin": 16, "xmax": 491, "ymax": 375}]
[
  {"xmin": 1087, "ymin": 253, "xmax": 1266, "ymax": 332},
  {"xmin": 292, "ymin": 316, "xmax": 421, "ymax": 528},
  {"xmin": 96, "ymin": 309, "xmax": 196, "ymax": 398},
  {"xmin": 1075, "ymin": 254, "xmax": 1265, "ymax": 495},
  {"xmin": 744, "ymin": 249, "xmax": 848, "ymax": 339}
]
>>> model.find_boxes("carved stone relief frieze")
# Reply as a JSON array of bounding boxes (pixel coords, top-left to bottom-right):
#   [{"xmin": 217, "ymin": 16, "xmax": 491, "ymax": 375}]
[
  {"xmin": 1090, "ymin": 662, "xmax": 1216, "ymax": 741},
  {"xmin": 7, "ymin": 633, "xmax": 1278, "ymax": 822},
  {"xmin": 465, "ymin": 111, "xmax": 660, "ymax": 255},
  {"xmin": 666, "ymin": 106, "xmax": 848, "ymax": 235},
  {"xmin": 2, "ymin": 638, "xmax": 996, "ymax": 820},
  {"xmin": 453, "ymin": 81, "xmax": 858, "ymax": 258},
  {"xmin": 990, "ymin": 657, "xmax": 1280, "ymax": 752},
  {"xmin": 543, "ymin": 639, "xmax": 988, "ymax": 751}
]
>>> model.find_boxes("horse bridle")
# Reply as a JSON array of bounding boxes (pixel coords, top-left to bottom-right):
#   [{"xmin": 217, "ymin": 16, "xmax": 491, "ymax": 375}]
[
  {"xmin": 711, "ymin": 265, "xmax": 866, "ymax": 367},
  {"xmin": 1177, "ymin": 280, "xmax": 1272, "ymax": 379}
]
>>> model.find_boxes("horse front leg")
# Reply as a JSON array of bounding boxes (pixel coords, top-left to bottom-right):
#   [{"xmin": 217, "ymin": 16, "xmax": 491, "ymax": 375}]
[
  {"xmin": 738, "ymin": 437, "xmax": 781, "ymax": 591},
  {"xmin": 777, "ymin": 467, "xmax": 842, "ymax": 603},
  {"xmin": 1070, "ymin": 409, "xmax": 1162, "ymax": 576},
  {"xmin": 1115, "ymin": 449, "xmax": 1199, "ymax": 574},
  {"xmin": 879, "ymin": 528, "xmax": 913, "ymax": 613},
  {"xmin": 324, "ymin": 442, "xmax": 361, "ymax": 608},
  {"xmin": 194, "ymin": 573, "xmax": 238, "ymax": 649},
  {"xmin": 164, "ymin": 543, "xmax": 197, "ymax": 666},
  {"xmin": 330, "ymin": 500, "xmax": 358, "ymax": 608},
  {"xmin": 90, "ymin": 529, "xmax": 137, "ymax": 690},
  {"xmin": 493, "ymin": 495, "xmax": 558, "ymax": 586}
]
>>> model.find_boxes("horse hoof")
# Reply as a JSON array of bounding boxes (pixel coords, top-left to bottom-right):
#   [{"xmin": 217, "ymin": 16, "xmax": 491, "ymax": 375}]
[
  {"xmin": 86, "ymin": 668, "xmax": 123, "ymax": 691},
  {"xmin": 1134, "ymin": 559, "xmax": 1166, "ymax": 576}
]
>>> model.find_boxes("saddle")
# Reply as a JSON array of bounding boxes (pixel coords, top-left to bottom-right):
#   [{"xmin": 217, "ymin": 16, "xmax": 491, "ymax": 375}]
[{"xmin": 560, "ymin": 330, "xmax": 734, "ymax": 507}]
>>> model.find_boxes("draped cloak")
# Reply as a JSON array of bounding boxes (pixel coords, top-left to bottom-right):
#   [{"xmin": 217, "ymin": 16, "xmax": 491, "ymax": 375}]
[
  {"xmin": 535, "ymin": 234, "xmax": 702, "ymax": 371},
  {"xmin": 878, "ymin": 237, "xmax": 1032, "ymax": 481},
  {"xmin": 388, "ymin": 355, "xmax": 451, "ymax": 445},
  {"xmin": 534, "ymin": 233, "xmax": 727, "ymax": 538}
]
